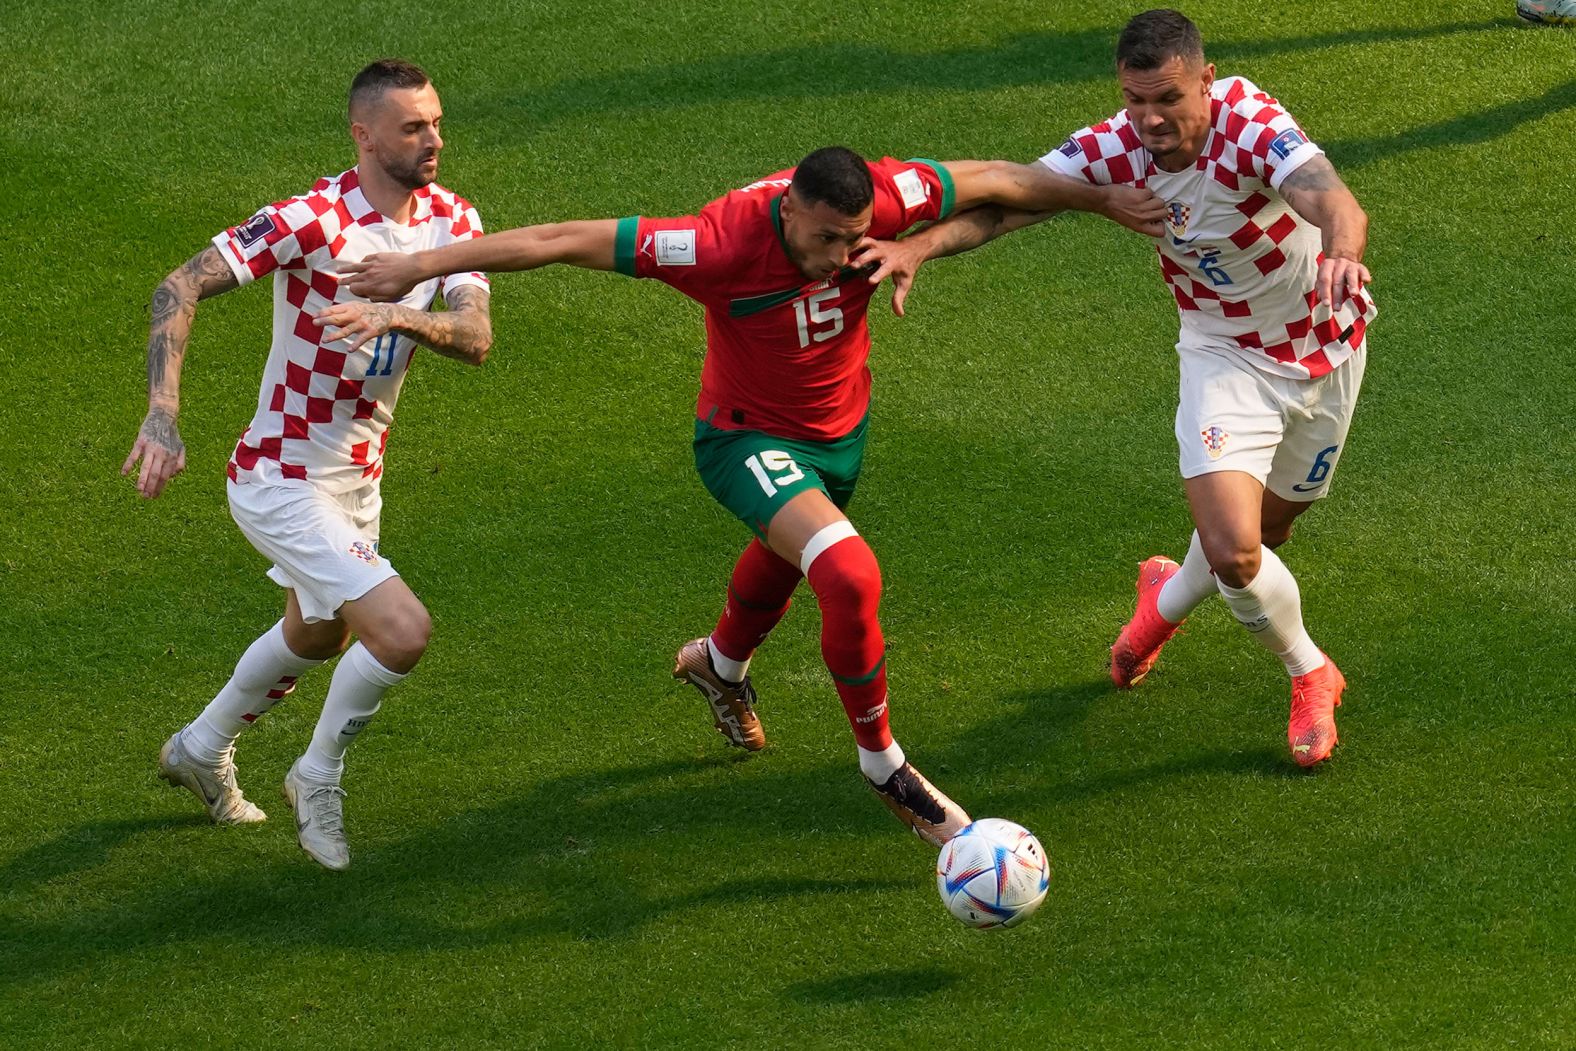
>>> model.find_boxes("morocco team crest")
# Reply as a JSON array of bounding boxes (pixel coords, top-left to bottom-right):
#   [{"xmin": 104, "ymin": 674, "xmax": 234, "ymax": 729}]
[
  {"xmin": 1201, "ymin": 425, "xmax": 1230, "ymax": 460},
  {"xmin": 1166, "ymin": 201, "xmax": 1191, "ymax": 238},
  {"xmin": 348, "ymin": 540, "xmax": 380, "ymax": 566}
]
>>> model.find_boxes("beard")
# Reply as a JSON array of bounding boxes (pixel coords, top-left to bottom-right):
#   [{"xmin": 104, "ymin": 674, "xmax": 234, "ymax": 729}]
[{"xmin": 378, "ymin": 151, "xmax": 437, "ymax": 190}]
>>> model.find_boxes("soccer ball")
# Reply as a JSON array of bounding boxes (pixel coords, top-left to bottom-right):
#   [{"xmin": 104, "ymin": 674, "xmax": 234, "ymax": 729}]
[
  {"xmin": 935, "ymin": 818, "xmax": 1051, "ymax": 929},
  {"xmin": 1517, "ymin": 0, "xmax": 1576, "ymax": 24}
]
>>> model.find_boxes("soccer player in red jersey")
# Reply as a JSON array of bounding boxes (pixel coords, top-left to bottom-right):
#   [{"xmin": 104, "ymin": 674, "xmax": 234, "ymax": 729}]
[
  {"xmin": 124, "ymin": 60, "xmax": 492, "ymax": 869},
  {"xmin": 344, "ymin": 148, "xmax": 1164, "ymax": 844},
  {"xmin": 855, "ymin": 10, "xmax": 1375, "ymax": 767}
]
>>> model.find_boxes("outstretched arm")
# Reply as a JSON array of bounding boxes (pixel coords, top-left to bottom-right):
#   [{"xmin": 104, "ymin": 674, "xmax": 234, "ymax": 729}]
[
  {"xmin": 1277, "ymin": 155, "xmax": 1371, "ymax": 308},
  {"xmin": 852, "ymin": 204, "xmax": 1057, "ymax": 317},
  {"xmin": 313, "ymin": 285, "xmax": 494, "ymax": 365},
  {"xmin": 341, "ymin": 219, "xmax": 621, "ymax": 301},
  {"xmin": 942, "ymin": 160, "xmax": 1167, "ymax": 238},
  {"xmin": 122, "ymin": 246, "xmax": 239, "ymax": 498}
]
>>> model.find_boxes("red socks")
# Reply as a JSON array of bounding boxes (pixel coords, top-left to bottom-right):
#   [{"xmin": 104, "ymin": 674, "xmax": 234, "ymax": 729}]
[
  {"xmin": 804, "ymin": 535, "xmax": 892, "ymax": 751},
  {"xmin": 709, "ymin": 539, "xmax": 801, "ymax": 664}
]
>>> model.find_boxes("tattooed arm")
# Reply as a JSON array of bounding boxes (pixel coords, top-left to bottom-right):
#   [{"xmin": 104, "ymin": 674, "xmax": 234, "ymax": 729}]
[
  {"xmin": 312, "ymin": 284, "xmax": 494, "ymax": 366},
  {"xmin": 1277, "ymin": 155, "xmax": 1371, "ymax": 309},
  {"xmin": 122, "ymin": 246, "xmax": 240, "ymax": 498},
  {"xmin": 850, "ymin": 204, "xmax": 1056, "ymax": 317}
]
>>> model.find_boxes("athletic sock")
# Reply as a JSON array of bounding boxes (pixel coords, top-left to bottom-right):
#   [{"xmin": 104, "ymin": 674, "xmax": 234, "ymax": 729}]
[
  {"xmin": 803, "ymin": 526, "xmax": 894, "ymax": 753},
  {"xmin": 296, "ymin": 642, "xmax": 405, "ymax": 784},
  {"xmin": 857, "ymin": 741, "xmax": 906, "ymax": 784},
  {"xmin": 184, "ymin": 621, "xmax": 327, "ymax": 765},
  {"xmin": 709, "ymin": 539, "xmax": 802, "ymax": 680},
  {"xmin": 1156, "ymin": 530, "xmax": 1218, "ymax": 623},
  {"xmin": 1216, "ymin": 546, "xmax": 1325, "ymax": 677}
]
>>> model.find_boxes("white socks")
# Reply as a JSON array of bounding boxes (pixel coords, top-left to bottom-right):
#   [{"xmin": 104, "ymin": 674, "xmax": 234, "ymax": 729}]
[
  {"xmin": 185, "ymin": 621, "xmax": 326, "ymax": 764},
  {"xmin": 297, "ymin": 642, "xmax": 406, "ymax": 785},
  {"xmin": 706, "ymin": 635, "xmax": 750, "ymax": 684},
  {"xmin": 1216, "ymin": 546, "xmax": 1325, "ymax": 676},
  {"xmin": 858, "ymin": 741, "xmax": 906, "ymax": 784},
  {"xmin": 1156, "ymin": 530, "xmax": 1218, "ymax": 624}
]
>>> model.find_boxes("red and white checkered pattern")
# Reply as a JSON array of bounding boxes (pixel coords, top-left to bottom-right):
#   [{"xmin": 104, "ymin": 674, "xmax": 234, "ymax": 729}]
[
  {"xmin": 214, "ymin": 168, "xmax": 487, "ymax": 493},
  {"xmin": 1041, "ymin": 77, "xmax": 1376, "ymax": 380}
]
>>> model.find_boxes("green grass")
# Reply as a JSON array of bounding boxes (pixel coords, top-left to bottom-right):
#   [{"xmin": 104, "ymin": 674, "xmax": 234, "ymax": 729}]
[{"xmin": 3, "ymin": 0, "xmax": 1574, "ymax": 1046}]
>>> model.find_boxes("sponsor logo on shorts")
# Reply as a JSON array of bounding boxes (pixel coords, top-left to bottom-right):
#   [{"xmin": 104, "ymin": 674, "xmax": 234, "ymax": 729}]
[
  {"xmin": 1269, "ymin": 128, "xmax": 1309, "ymax": 160},
  {"xmin": 655, "ymin": 229, "xmax": 697, "ymax": 266},
  {"xmin": 1056, "ymin": 138, "xmax": 1080, "ymax": 158},
  {"xmin": 1166, "ymin": 201, "xmax": 1191, "ymax": 238},
  {"xmin": 1201, "ymin": 425, "xmax": 1230, "ymax": 460},
  {"xmin": 348, "ymin": 540, "xmax": 380, "ymax": 566}
]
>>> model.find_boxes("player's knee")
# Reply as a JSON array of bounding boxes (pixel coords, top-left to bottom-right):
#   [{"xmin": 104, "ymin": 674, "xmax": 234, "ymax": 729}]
[
  {"xmin": 808, "ymin": 538, "xmax": 882, "ymax": 615},
  {"xmin": 1206, "ymin": 541, "xmax": 1262, "ymax": 589},
  {"xmin": 372, "ymin": 604, "xmax": 432, "ymax": 670}
]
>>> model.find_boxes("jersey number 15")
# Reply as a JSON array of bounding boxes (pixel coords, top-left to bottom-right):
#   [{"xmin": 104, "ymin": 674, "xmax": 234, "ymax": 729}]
[{"xmin": 793, "ymin": 288, "xmax": 844, "ymax": 348}]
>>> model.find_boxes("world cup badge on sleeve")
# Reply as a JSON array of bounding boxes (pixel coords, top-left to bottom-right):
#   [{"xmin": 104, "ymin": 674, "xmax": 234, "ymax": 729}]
[{"xmin": 1201, "ymin": 425, "xmax": 1230, "ymax": 460}]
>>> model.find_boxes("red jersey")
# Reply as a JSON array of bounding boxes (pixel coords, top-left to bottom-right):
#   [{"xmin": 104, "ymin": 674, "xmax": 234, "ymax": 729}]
[{"xmin": 614, "ymin": 158, "xmax": 954, "ymax": 441}]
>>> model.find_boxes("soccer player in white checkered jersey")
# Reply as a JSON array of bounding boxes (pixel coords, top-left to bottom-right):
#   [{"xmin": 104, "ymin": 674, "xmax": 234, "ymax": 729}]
[
  {"xmin": 854, "ymin": 9, "xmax": 1374, "ymax": 766},
  {"xmin": 123, "ymin": 60, "xmax": 493, "ymax": 868}
]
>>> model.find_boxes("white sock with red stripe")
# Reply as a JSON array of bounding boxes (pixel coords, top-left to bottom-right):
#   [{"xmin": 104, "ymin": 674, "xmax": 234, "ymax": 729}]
[
  {"xmin": 1156, "ymin": 530, "xmax": 1217, "ymax": 623},
  {"xmin": 296, "ymin": 642, "xmax": 405, "ymax": 785},
  {"xmin": 1215, "ymin": 547, "xmax": 1326, "ymax": 677},
  {"xmin": 185, "ymin": 621, "xmax": 327, "ymax": 765}
]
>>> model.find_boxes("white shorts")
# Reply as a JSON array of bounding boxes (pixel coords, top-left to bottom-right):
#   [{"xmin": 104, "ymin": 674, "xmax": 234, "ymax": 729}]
[
  {"xmin": 1175, "ymin": 339, "xmax": 1367, "ymax": 502},
  {"xmin": 227, "ymin": 481, "xmax": 398, "ymax": 623}
]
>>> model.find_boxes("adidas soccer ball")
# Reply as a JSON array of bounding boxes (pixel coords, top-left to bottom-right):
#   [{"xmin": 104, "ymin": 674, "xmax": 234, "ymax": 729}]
[
  {"xmin": 1517, "ymin": 0, "xmax": 1576, "ymax": 24},
  {"xmin": 936, "ymin": 818, "xmax": 1051, "ymax": 929}
]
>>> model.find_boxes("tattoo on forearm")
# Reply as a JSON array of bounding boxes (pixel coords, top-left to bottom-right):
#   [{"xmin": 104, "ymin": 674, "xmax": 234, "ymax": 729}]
[{"xmin": 387, "ymin": 286, "xmax": 493, "ymax": 364}]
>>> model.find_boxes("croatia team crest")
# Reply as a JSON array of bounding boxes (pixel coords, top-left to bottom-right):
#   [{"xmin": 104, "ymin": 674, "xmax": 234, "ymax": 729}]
[
  {"xmin": 1166, "ymin": 201, "xmax": 1191, "ymax": 238},
  {"xmin": 348, "ymin": 540, "xmax": 380, "ymax": 566},
  {"xmin": 1201, "ymin": 425, "xmax": 1230, "ymax": 460}
]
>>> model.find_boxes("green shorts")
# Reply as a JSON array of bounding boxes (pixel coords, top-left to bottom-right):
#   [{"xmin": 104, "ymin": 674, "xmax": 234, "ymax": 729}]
[{"xmin": 693, "ymin": 415, "xmax": 869, "ymax": 540}]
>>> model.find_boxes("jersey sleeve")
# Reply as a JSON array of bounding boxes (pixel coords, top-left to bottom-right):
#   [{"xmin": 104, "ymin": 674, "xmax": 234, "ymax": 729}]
[
  {"xmin": 611, "ymin": 208, "xmax": 732, "ymax": 302},
  {"xmin": 1038, "ymin": 113, "xmax": 1146, "ymax": 186},
  {"xmin": 439, "ymin": 200, "xmax": 489, "ymax": 298},
  {"xmin": 210, "ymin": 199, "xmax": 310, "ymax": 287},
  {"xmin": 867, "ymin": 158, "xmax": 954, "ymax": 236},
  {"xmin": 1219, "ymin": 78, "xmax": 1325, "ymax": 190}
]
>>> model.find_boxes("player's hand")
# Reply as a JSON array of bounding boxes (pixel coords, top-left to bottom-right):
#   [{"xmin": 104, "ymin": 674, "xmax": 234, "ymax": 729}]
[
  {"xmin": 121, "ymin": 405, "xmax": 186, "ymax": 499},
  {"xmin": 314, "ymin": 302, "xmax": 396, "ymax": 353},
  {"xmin": 339, "ymin": 253, "xmax": 422, "ymax": 301},
  {"xmin": 1316, "ymin": 254, "xmax": 1371, "ymax": 309},
  {"xmin": 849, "ymin": 236, "xmax": 930, "ymax": 317},
  {"xmin": 1099, "ymin": 185, "xmax": 1168, "ymax": 238}
]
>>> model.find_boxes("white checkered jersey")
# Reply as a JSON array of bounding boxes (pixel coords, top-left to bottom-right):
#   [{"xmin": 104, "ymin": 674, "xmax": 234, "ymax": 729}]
[
  {"xmin": 1040, "ymin": 76, "xmax": 1376, "ymax": 379},
  {"xmin": 212, "ymin": 168, "xmax": 488, "ymax": 492}
]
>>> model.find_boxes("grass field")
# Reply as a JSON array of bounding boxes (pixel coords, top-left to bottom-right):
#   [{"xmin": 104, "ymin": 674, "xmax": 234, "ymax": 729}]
[{"xmin": 3, "ymin": 0, "xmax": 1574, "ymax": 1046}]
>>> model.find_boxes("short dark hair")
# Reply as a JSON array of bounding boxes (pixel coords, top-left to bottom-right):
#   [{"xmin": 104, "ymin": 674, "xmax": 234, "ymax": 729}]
[
  {"xmin": 1116, "ymin": 10, "xmax": 1205, "ymax": 71},
  {"xmin": 790, "ymin": 146, "xmax": 874, "ymax": 216},
  {"xmin": 349, "ymin": 58, "xmax": 431, "ymax": 117}
]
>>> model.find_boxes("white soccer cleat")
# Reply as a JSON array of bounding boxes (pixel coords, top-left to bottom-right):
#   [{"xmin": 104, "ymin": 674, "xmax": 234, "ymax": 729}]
[
  {"xmin": 282, "ymin": 760, "xmax": 351, "ymax": 871},
  {"xmin": 1517, "ymin": 0, "xmax": 1576, "ymax": 24},
  {"xmin": 158, "ymin": 730, "xmax": 267, "ymax": 824}
]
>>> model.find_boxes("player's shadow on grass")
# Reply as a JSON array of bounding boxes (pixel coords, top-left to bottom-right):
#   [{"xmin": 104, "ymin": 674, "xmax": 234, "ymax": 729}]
[
  {"xmin": 785, "ymin": 965, "xmax": 961, "ymax": 1006},
  {"xmin": 0, "ymin": 815, "xmax": 207, "ymax": 900},
  {"xmin": 1325, "ymin": 79, "xmax": 1576, "ymax": 168},
  {"xmin": 932, "ymin": 679, "xmax": 1299, "ymax": 817},
  {"xmin": 0, "ymin": 754, "xmax": 923, "ymax": 986},
  {"xmin": 479, "ymin": 20, "xmax": 1505, "ymax": 129}
]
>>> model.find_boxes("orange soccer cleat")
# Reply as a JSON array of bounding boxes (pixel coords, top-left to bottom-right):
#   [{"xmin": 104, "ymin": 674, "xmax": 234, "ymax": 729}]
[
  {"xmin": 1288, "ymin": 655, "xmax": 1346, "ymax": 767},
  {"xmin": 1110, "ymin": 556, "xmax": 1184, "ymax": 688}
]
